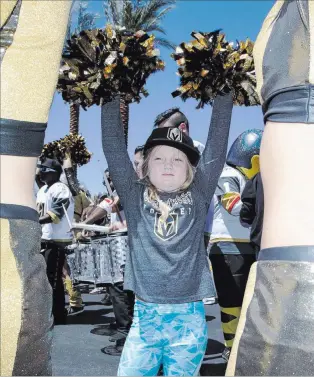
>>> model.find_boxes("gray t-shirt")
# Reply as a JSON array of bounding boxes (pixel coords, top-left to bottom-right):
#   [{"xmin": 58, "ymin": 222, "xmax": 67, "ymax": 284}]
[{"xmin": 101, "ymin": 96, "xmax": 232, "ymax": 303}]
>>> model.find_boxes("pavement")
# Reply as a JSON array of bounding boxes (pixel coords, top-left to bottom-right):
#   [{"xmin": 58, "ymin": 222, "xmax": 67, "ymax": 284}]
[{"xmin": 52, "ymin": 292, "xmax": 227, "ymax": 376}]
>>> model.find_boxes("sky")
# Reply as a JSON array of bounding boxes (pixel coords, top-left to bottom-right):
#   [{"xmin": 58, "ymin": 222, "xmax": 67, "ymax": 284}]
[{"xmin": 46, "ymin": 0, "xmax": 273, "ymax": 195}]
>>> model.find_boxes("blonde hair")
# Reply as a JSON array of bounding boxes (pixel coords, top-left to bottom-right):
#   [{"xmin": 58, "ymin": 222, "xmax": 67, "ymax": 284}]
[{"xmin": 141, "ymin": 146, "xmax": 195, "ymax": 222}]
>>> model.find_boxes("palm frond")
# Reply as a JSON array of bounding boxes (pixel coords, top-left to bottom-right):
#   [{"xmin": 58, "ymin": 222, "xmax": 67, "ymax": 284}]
[
  {"xmin": 130, "ymin": 8, "xmax": 146, "ymax": 30},
  {"xmin": 138, "ymin": 0, "xmax": 175, "ymax": 27},
  {"xmin": 154, "ymin": 36, "xmax": 176, "ymax": 50},
  {"xmin": 122, "ymin": 1, "xmax": 136, "ymax": 30},
  {"xmin": 104, "ymin": 0, "xmax": 122, "ymax": 26},
  {"xmin": 104, "ymin": 0, "xmax": 175, "ymax": 43},
  {"xmin": 144, "ymin": 24, "xmax": 166, "ymax": 35},
  {"xmin": 76, "ymin": 1, "xmax": 99, "ymax": 33},
  {"xmin": 146, "ymin": 5, "xmax": 175, "ymax": 24}
]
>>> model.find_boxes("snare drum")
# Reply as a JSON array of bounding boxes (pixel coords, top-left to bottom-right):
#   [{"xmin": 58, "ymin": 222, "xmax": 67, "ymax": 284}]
[
  {"xmin": 92, "ymin": 235, "xmax": 111, "ymax": 285},
  {"xmin": 107, "ymin": 231, "xmax": 128, "ymax": 284},
  {"xmin": 93, "ymin": 230, "xmax": 129, "ymax": 285},
  {"xmin": 66, "ymin": 239, "xmax": 98, "ymax": 283},
  {"xmin": 66, "ymin": 231, "xmax": 129, "ymax": 285}
]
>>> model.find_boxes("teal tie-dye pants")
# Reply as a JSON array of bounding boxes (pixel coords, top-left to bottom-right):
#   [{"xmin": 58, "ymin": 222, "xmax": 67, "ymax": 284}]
[{"xmin": 118, "ymin": 299, "xmax": 208, "ymax": 376}]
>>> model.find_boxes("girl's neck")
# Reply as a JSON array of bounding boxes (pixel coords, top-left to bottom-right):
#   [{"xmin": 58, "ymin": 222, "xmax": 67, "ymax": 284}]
[{"xmin": 157, "ymin": 188, "xmax": 179, "ymax": 194}]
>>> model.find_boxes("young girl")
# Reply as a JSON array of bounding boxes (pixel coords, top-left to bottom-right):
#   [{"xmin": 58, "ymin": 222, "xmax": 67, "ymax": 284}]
[{"xmin": 101, "ymin": 94, "xmax": 233, "ymax": 376}]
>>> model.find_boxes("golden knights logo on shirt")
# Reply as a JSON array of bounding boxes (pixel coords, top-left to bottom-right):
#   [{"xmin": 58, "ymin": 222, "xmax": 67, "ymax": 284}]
[{"xmin": 154, "ymin": 212, "xmax": 178, "ymax": 241}]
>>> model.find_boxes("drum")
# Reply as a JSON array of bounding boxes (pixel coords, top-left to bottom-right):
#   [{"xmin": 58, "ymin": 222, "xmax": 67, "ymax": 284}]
[
  {"xmin": 66, "ymin": 230, "xmax": 129, "ymax": 285},
  {"xmin": 66, "ymin": 239, "xmax": 98, "ymax": 283},
  {"xmin": 92, "ymin": 235, "xmax": 111, "ymax": 285},
  {"xmin": 94, "ymin": 230, "xmax": 129, "ymax": 285}
]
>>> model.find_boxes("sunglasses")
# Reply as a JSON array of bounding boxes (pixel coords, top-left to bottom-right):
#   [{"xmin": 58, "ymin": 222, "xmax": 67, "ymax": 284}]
[{"xmin": 38, "ymin": 166, "xmax": 58, "ymax": 173}]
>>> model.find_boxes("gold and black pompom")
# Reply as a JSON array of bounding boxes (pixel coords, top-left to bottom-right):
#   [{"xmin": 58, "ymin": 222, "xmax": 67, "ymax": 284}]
[
  {"xmin": 171, "ymin": 30, "xmax": 260, "ymax": 108},
  {"xmin": 57, "ymin": 25, "xmax": 165, "ymax": 109},
  {"xmin": 40, "ymin": 134, "xmax": 92, "ymax": 166}
]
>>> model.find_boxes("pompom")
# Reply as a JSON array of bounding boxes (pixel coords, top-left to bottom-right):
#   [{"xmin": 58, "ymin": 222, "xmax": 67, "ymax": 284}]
[
  {"xmin": 57, "ymin": 26, "xmax": 165, "ymax": 109},
  {"xmin": 40, "ymin": 134, "xmax": 92, "ymax": 166},
  {"xmin": 171, "ymin": 30, "xmax": 260, "ymax": 108}
]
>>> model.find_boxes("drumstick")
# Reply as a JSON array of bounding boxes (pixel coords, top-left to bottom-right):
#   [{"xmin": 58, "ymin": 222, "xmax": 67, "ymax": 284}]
[
  {"xmin": 102, "ymin": 172, "xmax": 124, "ymax": 224},
  {"xmin": 71, "ymin": 222, "xmax": 111, "ymax": 233},
  {"xmin": 62, "ymin": 204, "xmax": 110, "ymax": 234},
  {"xmin": 63, "ymin": 203, "xmax": 76, "ymax": 238}
]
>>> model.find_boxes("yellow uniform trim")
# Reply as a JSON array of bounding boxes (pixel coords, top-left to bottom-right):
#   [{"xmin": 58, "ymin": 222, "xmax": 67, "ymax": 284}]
[
  {"xmin": 221, "ymin": 192, "xmax": 241, "ymax": 213},
  {"xmin": 47, "ymin": 211, "xmax": 60, "ymax": 224},
  {"xmin": 210, "ymin": 238, "xmax": 250, "ymax": 243},
  {"xmin": 238, "ymin": 155, "xmax": 260, "ymax": 180},
  {"xmin": 0, "ymin": 219, "xmax": 22, "ymax": 376},
  {"xmin": 221, "ymin": 306, "xmax": 241, "ymax": 348},
  {"xmin": 64, "ymin": 276, "xmax": 83, "ymax": 307},
  {"xmin": 221, "ymin": 306, "xmax": 242, "ymax": 317}
]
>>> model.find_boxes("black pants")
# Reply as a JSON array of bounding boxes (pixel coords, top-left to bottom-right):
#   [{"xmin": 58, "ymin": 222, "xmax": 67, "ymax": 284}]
[
  {"xmin": 108, "ymin": 283, "xmax": 134, "ymax": 336},
  {"xmin": 41, "ymin": 240, "xmax": 67, "ymax": 325},
  {"xmin": 209, "ymin": 242, "xmax": 256, "ymax": 308}
]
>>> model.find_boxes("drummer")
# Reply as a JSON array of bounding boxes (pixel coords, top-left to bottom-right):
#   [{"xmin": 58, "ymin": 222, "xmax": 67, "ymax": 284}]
[
  {"xmin": 36, "ymin": 158, "xmax": 74, "ymax": 324},
  {"xmin": 82, "ymin": 180, "xmax": 133, "ymax": 357},
  {"xmin": 36, "ymin": 155, "xmax": 87, "ymax": 315}
]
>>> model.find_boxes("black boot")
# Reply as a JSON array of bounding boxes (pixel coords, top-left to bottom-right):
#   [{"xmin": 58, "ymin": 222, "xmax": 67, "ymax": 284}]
[{"xmin": 101, "ymin": 337, "xmax": 126, "ymax": 356}]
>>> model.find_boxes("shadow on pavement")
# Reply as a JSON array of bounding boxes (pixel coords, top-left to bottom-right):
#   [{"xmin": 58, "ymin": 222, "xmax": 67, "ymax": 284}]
[
  {"xmin": 83, "ymin": 301, "xmax": 110, "ymax": 306},
  {"xmin": 90, "ymin": 323, "xmax": 117, "ymax": 336},
  {"xmin": 67, "ymin": 308, "xmax": 113, "ymax": 325},
  {"xmin": 205, "ymin": 338, "xmax": 225, "ymax": 356},
  {"xmin": 206, "ymin": 315, "xmax": 216, "ymax": 322}
]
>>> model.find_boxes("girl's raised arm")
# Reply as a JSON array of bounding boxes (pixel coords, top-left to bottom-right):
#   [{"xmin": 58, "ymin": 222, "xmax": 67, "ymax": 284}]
[
  {"xmin": 196, "ymin": 93, "xmax": 233, "ymax": 203},
  {"xmin": 101, "ymin": 97, "xmax": 137, "ymax": 201}
]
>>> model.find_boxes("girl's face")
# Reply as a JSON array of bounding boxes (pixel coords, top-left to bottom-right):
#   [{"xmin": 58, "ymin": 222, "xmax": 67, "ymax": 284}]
[{"xmin": 148, "ymin": 145, "xmax": 188, "ymax": 192}]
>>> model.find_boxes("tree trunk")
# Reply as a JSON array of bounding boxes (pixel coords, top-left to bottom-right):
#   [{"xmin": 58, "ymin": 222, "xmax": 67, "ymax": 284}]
[
  {"xmin": 69, "ymin": 103, "xmax": 80, "ymax": 176},
  {"xmin": 70, "ymin": 103, "xmax": 80, "ymax": 134},
  {"xmin": 119, "ymin": 96, "xmax": 129, "ymax": 147}
]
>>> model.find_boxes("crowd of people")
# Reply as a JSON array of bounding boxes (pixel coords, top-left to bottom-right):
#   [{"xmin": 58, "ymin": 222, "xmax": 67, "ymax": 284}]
[{"xmin": 35, "ymin": 104, "xmax": 265, "ymax": 373}]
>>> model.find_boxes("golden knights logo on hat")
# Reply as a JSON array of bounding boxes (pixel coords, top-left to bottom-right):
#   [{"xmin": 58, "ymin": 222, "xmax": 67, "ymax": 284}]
[
  {"xmin": 154, "ymin": 212, "xmax": 178, "ymax": 241},
  {"xmin": 167, "ymin": 128, "xmax": 182, "ymax": 142}
]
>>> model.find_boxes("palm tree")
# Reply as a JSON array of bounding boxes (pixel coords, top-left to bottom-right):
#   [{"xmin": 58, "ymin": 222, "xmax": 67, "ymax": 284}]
[
  {"xmin": 68, "ymin": 2, "xmax": 98, "ymax": 136},
  {"xmin": 66, "ymin": 1, "xmax": 98, "ymax": 174},
  {"xmin": 104, "ymin": 0, "xmax": 175, "ymax": 145}
]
